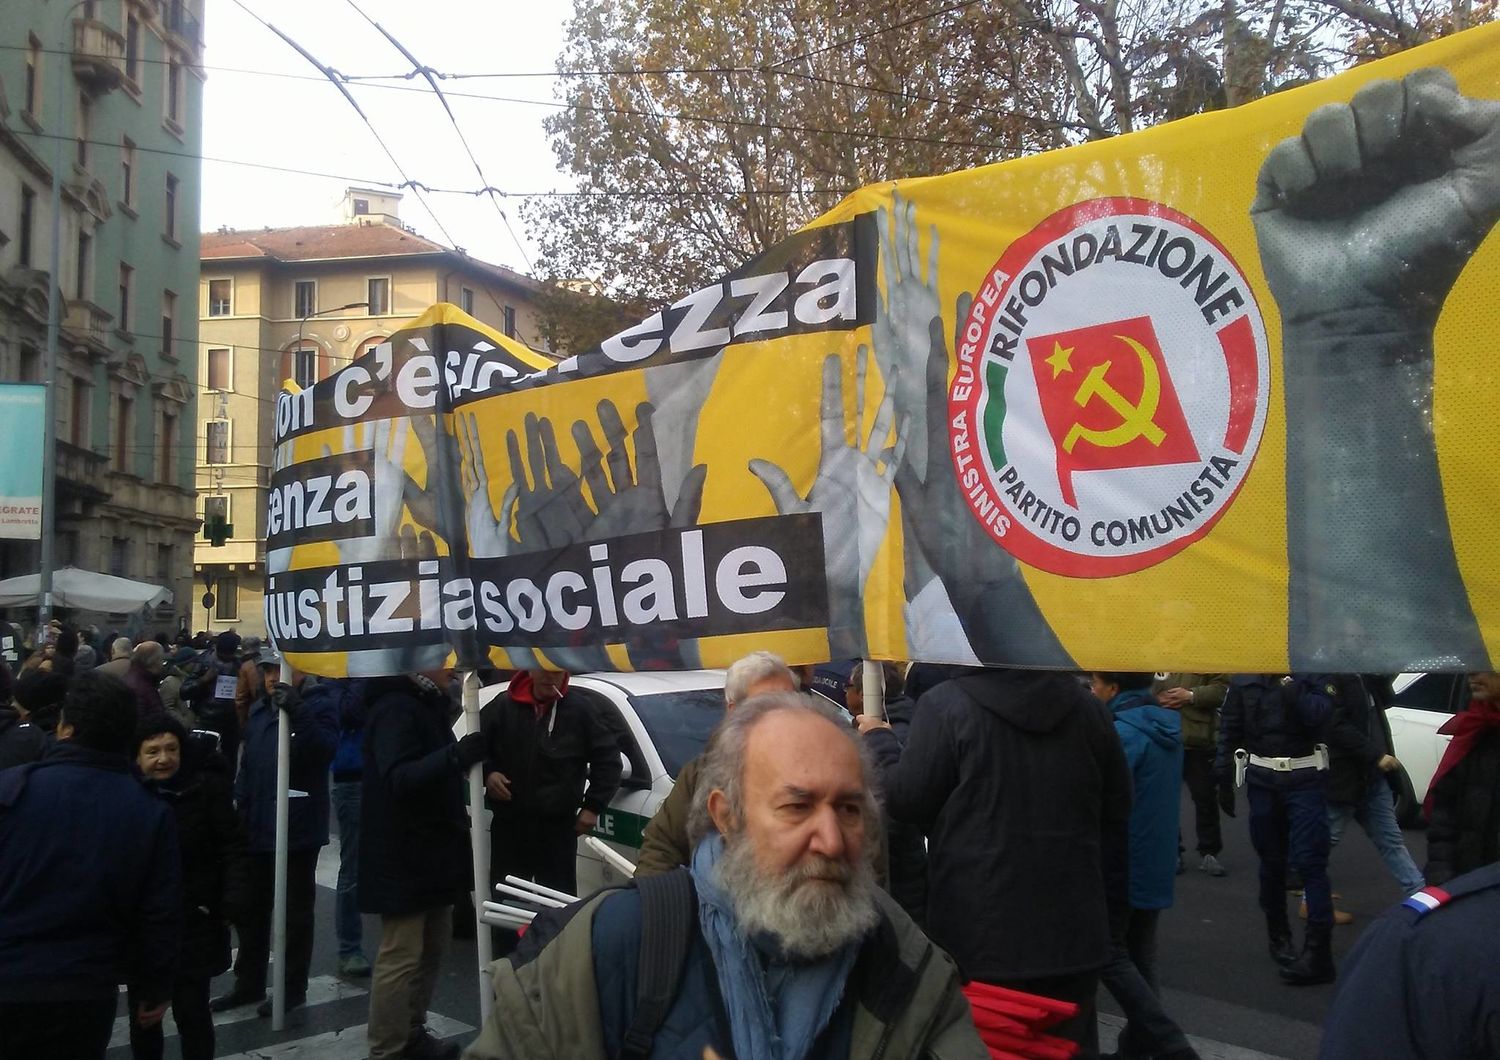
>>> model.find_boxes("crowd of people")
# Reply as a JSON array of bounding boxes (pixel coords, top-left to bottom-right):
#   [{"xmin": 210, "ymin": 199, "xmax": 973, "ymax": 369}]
[{"xmin": 2, "ymin": 622, "xmax": 1500, "ymax": 1060}]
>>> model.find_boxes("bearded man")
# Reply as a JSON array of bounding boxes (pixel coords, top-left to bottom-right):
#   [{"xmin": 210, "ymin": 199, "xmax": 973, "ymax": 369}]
[{"xmin": 462, "ymin": 692, "xmax": 985, "ymax": 1060}]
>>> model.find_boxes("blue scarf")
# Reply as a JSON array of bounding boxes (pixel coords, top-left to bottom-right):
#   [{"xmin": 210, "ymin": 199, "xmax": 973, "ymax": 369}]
[{"xmin": 690, "ymin": 835, "xmax": 860, "ymax": 1060}]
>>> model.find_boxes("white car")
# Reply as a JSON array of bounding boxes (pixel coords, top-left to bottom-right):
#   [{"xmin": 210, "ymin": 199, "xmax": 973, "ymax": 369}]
[
  {"xmin": 478, "ymin": 669, "xmax": 727, "ymax": 898},
  {"xmin": 1386, "ymin": 672, "xmax": 1468, "ymax": 825}
]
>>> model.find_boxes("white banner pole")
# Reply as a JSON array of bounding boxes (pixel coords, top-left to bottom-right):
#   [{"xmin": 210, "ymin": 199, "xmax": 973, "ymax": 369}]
[
  {"xmin": 462, "ymin": 671, "xmax": 494, "ymax": 1023},
  {"xmin": 863, "ymin": 660, "xmax": 886, "ymax": 723},
  {"xmin": 272, "ymin": 660, "xmax": 292, "ymax": 1030}
]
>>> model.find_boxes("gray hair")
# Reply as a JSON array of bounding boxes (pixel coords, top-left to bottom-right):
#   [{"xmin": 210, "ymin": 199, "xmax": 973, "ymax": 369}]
[
  {"xmin": 133, "ymin": 640, "xmax": 165, "ymax": 669},
  {"xmin": 723, "ymin": 650, "xmax": 797, "ymax": 707},
  {"xmin": 687, "ymin": 691, "xmax": 883, "ymax": 854},
  {"xmin": 110, "ymin": 637, "xmax": 132, "ymax": 661}
]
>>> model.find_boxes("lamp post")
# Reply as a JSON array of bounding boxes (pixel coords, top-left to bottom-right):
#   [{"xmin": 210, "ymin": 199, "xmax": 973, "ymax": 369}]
[
  {"xmin": 269, "ymin": 296, "xmax": 366, "ymax": 1032},
  {"xmin": 38, "ymin": 0, "xmax": 99, "ymax": 638}
]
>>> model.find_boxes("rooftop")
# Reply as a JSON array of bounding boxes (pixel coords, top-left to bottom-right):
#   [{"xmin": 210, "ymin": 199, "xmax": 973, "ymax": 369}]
[{"xmin": 200, "ymin": 223, "xmax": 538, "ymax": 290}]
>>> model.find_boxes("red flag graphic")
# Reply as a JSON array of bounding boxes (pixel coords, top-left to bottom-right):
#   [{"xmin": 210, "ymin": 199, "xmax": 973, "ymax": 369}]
[{"xmin": 1026, "ymin": 316, "xmax": 1199, "ymax": 508}]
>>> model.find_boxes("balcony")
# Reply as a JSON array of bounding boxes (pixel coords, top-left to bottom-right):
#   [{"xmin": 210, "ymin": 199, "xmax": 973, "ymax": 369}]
[
  {"xmin": 62, "ymin": 299, "xmax": 114, "ymax": 359},
  {"xmin": 72, "ymin": 19, "xmax": 125, "ymax": 93},
  {"xmin": 56, "ymin": 440, "xmax": 111, "ymax": 509},
  {"xmin": 165, "ymin": 1, "xmax": 204, "ymax": 53}
]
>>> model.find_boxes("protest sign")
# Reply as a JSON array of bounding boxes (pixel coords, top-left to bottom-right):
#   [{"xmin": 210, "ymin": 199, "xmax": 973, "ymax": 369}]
[{"xmin": 268, "ymin": 24, "xmax": 1500, "ymax": 675}]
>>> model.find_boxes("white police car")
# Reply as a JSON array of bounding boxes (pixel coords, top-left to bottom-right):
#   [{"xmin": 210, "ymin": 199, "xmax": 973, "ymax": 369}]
[
  {"xmin": 479, "ymin": 669, "xmax": 727, "ymax": 896},
  {"xmin": 1386, "ymin": 672, "xmax": 1466, "ymax": 825}
]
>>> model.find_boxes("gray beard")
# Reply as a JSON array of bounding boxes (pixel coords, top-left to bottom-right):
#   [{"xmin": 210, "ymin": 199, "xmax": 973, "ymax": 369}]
[{"xmin": 715, "ymin": 831, "xmax": 880, "ymax": 960}]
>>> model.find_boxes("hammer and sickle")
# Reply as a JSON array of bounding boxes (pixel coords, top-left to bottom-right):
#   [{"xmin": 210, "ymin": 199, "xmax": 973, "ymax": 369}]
[{"xmin": 1062, "ymin": 335, "xmax": 1166, "ymax": 453}]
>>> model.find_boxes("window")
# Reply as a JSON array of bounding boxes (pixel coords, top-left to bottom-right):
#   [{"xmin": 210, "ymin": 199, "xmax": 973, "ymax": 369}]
[
  {"xmin": 205, "ymin": 420, "xmax": 229, "ymax": 464},
  {"xmin": 367, "ymin": 277, "xmax": 390, "ymax": 315},
  {"xmin": 502, "ymin": 305, "xmax": 517, "ymax": 339},
  {"xmin": 110, "ymin": 537, "xmax": 131, "ymax": 578},
  {"xmin": 353, "ymin": 198, "xmax": 369, "ymax": 215},
  {"xmin": 628, "ymin": 689, "xmax": 727, "ymax": 780},
  {"xmin": 207, "ymin": 279, "xmax": 231, "ymax": 316},
  {"xmin": 114, "ymin": 394, "xmax": 133, "ymax": 470},
  {"xmin": 75, "ymin": 231, "xmax": 91, "ymax": 299},
  {"xmin": 76, "ymin": 94, "xmax": 91, "ymax": 168},
  {"xmin": 356, "ymin": 336, "xmax": 388, "ymax": 360},
  {"xmin": 121, "ymin": 139, "xmax": 136, "ymax": 205},
  {"xmin": 24, "ymin": 37, "xmax": 40, "ymax": 118},
  {"xmin": 125, "ymin": 15, "xmax": 141, "ymax": 82},
  {"xmin": 294, "ymin": 280, "xmax": 317, "ymax": 319},
  {"xmin": 58, "ymin": 530, "xmax": 79, "ymax": 567},
  {"xmin": 207, "ymin": 348, "xmax": 231, "ymax": 391},
  {"xmin": 166, "ymin": 57, "xmax": 183, "ymax": 124},
  {"xmin": 69, "ymin": 378, "xmax": 91, "ymax": 447},
  {"xmin": 460, "ymin": 287, "xmax": 475, "ymax": 314},
  {"xmin": 161, "ymin": 291, "xmax": 176, "ymax": 357},
  {"xmin": 165, "ymin": 175, "xmax": 179, "ymax": 239},
  {"xmin": 214, "ymin": 577, "xmax": 238, "ymax": 620},
  {"xmin": 293, "ymin": 347, "xmax": 318, "ymax": 390},
  {"xmin": 159, "ymin": 411, "xmax": 176, "ymax": 483},
  {"xmin": 18, "ymin": 347, "xmax": 40, "ymax": 383},
  {"xmin": 156, "ymin": 543, "xmax": 173, "ymax": 583},
  {"xmin": 19, "ymin": 187, "xmax": 35, "ymax": 268},
  {"xmin": 118, "ymin": 264, "xmax": 133, "ymax": 332}
]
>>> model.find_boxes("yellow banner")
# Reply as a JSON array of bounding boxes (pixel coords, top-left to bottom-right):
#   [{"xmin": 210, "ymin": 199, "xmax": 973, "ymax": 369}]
[{"xmin": 269, "ymin": 25, "xmax": 1500, "ymax": 676}]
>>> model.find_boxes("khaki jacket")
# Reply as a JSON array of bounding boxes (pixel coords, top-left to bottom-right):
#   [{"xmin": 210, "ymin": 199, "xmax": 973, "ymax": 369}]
[
  {"xmin": 633, "ymin": 756, "xmax": 701, "ymax": 878},
  {"xmin": 1152, "ymin": 673, "xmax": 1228, "ymax": 749},
  {"xmin": 462, "ymin": 881, "xmax": 987, "ymax": 1060}
]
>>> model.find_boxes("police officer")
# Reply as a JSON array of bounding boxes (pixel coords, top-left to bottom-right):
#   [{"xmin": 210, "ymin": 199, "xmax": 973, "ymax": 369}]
[
  {"xmin": 1217, "ymin": 674, "xmax": 1338, "ymax": 985},
  {"xmin": 1318, "ymin": 863, "xmax": 1500, "ymax": 1058}
]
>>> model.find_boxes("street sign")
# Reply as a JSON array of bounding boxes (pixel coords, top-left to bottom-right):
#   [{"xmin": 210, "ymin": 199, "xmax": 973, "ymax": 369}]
[{"xmin": 201, "ymin": 592, "xmax": 215, "ymax": 610}]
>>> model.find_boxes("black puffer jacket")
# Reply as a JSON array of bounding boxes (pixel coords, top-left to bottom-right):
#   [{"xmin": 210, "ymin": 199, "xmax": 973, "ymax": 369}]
[
  {"xmin": 145, "ymin": 751, "xmax": 240, "ymax": 977},
  {"xmin": 1324, "ymin": 675, "xmax": 1393, "ymax": 807},
  {"xmin": 359, "ymin": 677, "xmax": 471, "ymax": 915},
  {"xmin": 864, "ymin": 670, "xmax": 1131, "ymax": 982},
  {"xmin": 480, "ymin": 679, "xmax": 622, "ymax": 822},
  {"xmin": 0, "ymin": 706, "xmax": 47, "ymax": 770},
  {"xmin": 879, "ymin": 693, "xmax": 929, "ymax": 926},
  {"xmin": 1425, "ymin": 727, "xmax": 1500, "ymax": 886}
]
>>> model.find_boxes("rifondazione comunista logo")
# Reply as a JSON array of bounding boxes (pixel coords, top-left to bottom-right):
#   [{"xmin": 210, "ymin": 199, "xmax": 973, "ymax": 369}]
[{"xmin": 950, "ymin": 197, "xmax": 1271, "ymax": 577}]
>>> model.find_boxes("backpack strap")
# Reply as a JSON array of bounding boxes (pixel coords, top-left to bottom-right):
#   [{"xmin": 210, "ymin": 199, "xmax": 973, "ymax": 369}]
[{"xmin": 618, "ymin": 867, "xmax": 697, "ymax": 1060}]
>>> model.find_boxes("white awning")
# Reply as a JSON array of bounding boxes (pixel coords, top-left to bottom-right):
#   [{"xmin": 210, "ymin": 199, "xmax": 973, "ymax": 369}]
[{"xmin": 0, "ymin": 567, "xmax": 173, "ymax": 612}]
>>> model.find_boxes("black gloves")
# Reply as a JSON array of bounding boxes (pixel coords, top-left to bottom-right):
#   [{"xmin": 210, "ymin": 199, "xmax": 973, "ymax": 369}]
[
  {"xmin": 270, "ymin": 683, "xmax": 301, "ymax": 715},
  {"xmin": 454, "ymin": 731, "xmax": 486, "ymax": 770},
  {"xmin": 1217, "ymin": 771, "xmax": 1237, "ymax": 818}
]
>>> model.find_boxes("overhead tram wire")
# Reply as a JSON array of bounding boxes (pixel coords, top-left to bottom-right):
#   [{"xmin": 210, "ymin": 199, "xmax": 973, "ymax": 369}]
[
  {"xmin": 226, "ymin": 0, "xmax": 461, "ymax": 252},
  {"xmin": 10, "ymin": 31, "xmax": 1070, "ymax": 134},
  {"xmin": 9, "ymin": 43, "xmax": 1025, "ymax": 151},
  {"xmin": 26, "ymin": 130, "xmax": 862, "ymax": 198},
  {"xmin": 342, "ymin": 0, "xmax": 534, "ymax": 272}
]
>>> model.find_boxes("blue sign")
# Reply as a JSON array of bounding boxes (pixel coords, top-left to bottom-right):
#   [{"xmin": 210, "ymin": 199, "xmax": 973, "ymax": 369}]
[{"xmin": 0, "ymin": 385, "xmax": 46, "ymax": 540}]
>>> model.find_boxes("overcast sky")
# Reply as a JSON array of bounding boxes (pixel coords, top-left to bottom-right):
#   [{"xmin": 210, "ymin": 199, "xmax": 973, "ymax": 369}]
[{"xmin": 200, "ymin": 0, "xmax": 574, "ymax": 272}]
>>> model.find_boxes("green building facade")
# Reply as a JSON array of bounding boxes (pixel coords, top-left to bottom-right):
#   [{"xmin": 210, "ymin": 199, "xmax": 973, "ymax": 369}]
[{"xmin": 0, "ymin": 0, "xmax": 204, "ymax": 635}]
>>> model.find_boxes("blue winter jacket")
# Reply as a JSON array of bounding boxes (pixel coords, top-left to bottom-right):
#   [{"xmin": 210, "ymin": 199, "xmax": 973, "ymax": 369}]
[
  {"xmin": 1109, "ymin": 689, "xmax": 1183, "ymax": 911},
  {"xmin": 0, "ymin": 742, "xmax": 182, "ymax": 1002},
  {"xmin": 236, "ymin": 684, "xmax": 338, "ymax": 853},
  {"xmin": 325, "ymin": 679, "xmax": 368, "ymax": 781}
]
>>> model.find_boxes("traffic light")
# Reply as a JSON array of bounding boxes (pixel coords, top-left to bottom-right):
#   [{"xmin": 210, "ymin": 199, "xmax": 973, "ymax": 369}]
[{"xmin": 203, "ymin": 514, "xmax": 233, "ymax": 547}]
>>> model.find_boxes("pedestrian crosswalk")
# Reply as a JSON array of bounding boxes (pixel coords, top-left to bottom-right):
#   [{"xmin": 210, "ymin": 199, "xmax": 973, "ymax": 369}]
[
  {"xmin": 107, "ymin": 974, "xmax": 369, "ymax": 1048},
  {"xmin": 214, "ymin": 1014, "xmax": 473, "ymax": 1059}
]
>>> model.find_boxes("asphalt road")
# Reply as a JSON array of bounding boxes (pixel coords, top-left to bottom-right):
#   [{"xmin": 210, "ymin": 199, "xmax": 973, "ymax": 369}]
[
  {"xmin": 1101, "ymin": 788, "xmax": 1426, "ymax": 1060},
  {"xmin": 102, "ymin": 787, "xmax": 1428, "ymax": 1059}
]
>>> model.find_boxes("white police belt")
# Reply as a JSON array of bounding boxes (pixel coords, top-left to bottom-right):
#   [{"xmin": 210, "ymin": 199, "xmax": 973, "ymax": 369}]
[{"xmin": 1236, "ymin": 744, "xmax": 1329, "ymax": 785}]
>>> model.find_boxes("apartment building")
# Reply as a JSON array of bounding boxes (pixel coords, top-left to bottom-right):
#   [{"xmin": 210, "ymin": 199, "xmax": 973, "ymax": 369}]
[
  {"xmin": 0, "ymin": 0, "xmax": 205, "ymax": 633},
  {"xmin": 195, "ymin": 188, "xmax": 554, "ymax": 636}
]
